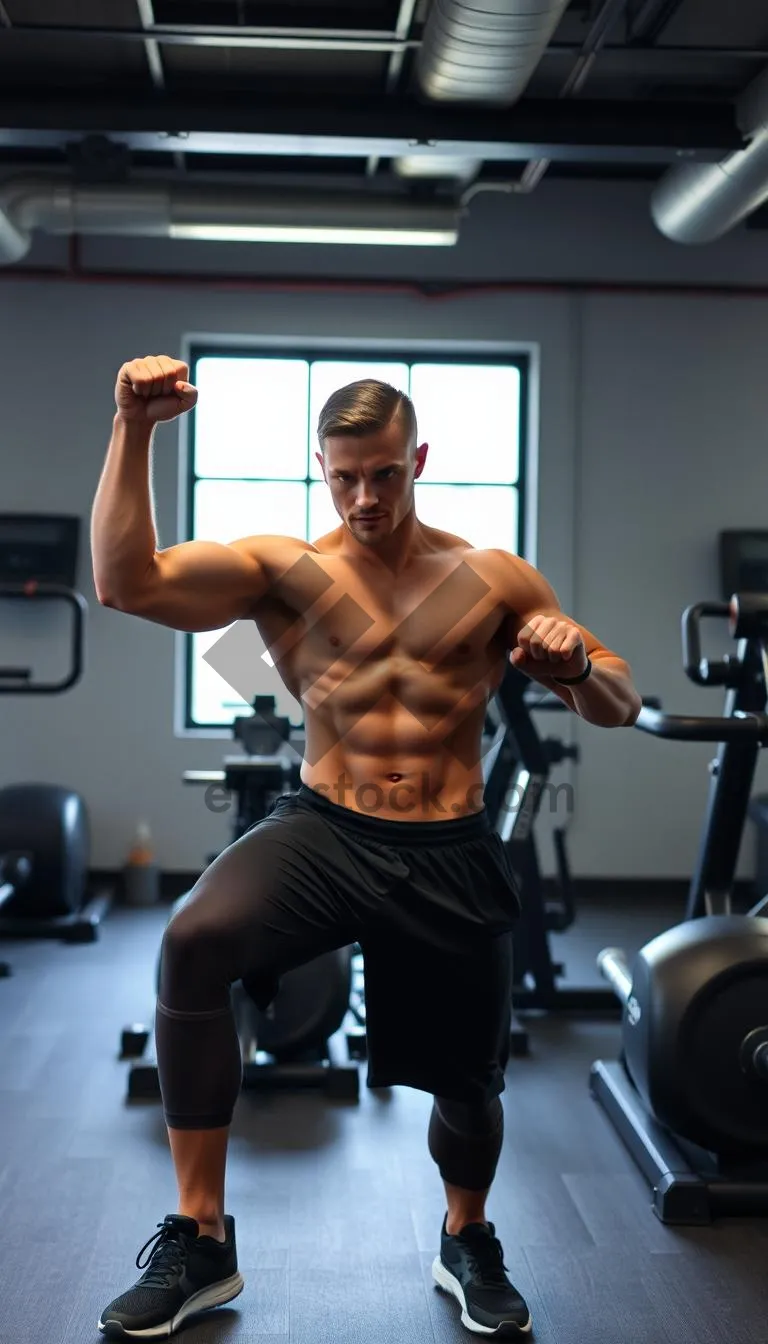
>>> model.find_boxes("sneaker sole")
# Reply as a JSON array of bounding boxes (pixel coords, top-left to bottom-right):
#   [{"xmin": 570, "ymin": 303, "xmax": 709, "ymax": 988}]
[
  {"xmin": 97, "ymin": 1271, "xmax": 245, "ymax": 1339},
  {"xmin": 432, "ymin": 1257, "xmax": 532, "ymax": 1337}
]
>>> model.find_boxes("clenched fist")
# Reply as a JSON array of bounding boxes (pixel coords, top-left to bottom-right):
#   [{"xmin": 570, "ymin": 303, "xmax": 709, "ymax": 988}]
[
  {"xmin": 510, "ymin": 613, "xmax": 588, "ymax": 679},
  {"xmin": 115, "ymin": 355, "xmax": 198, "ymax": 424}
]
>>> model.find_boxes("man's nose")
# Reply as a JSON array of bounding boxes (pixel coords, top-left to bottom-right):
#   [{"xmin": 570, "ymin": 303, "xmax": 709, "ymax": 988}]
[{"xmin": 355, "ymin": 480, "xmax": 379, "ymax": 508}]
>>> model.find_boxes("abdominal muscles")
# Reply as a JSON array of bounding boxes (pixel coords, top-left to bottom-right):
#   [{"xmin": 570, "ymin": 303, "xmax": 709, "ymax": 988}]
[{"xmin": 299, "ymin": 655, "xmax": 498, "ymax": 820}]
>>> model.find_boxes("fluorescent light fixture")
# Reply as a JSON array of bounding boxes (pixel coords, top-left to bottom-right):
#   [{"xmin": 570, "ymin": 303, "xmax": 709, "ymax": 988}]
[
  {"xmin": 168, "ymin": 191, "xmax": 460, "ymax": 247},
  {"xmin": 171, "ymin": 222, "xmax": 458, "ymax": 246}
]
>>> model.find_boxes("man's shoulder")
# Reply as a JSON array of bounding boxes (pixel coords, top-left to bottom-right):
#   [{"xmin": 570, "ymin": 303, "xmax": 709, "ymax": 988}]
[
  {"xmin": 464, "ymin": 548, "xmax": 554, "ymax": 607},
  {"xmin": 237, "ymin": 534, "xmax": 319, "ymax": 566},
  {"xmin": 463, "ymin": 546, "xmax": 520, "ymax": 578},
  {"xmin": 465, "ymin": 546, "xmax": 539, "ymax": 576},
  {"xmin": 421, "ymin": 535, "xmax": 533, "ymax": 591}
]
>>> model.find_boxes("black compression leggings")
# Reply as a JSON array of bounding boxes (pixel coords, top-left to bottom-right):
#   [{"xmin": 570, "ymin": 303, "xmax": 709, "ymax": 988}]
[
  {"xmin": 428, "ymin": 1095, "xmax": 505, "ymax": 1191},
  {"xmin": 156, "ymin": 923, "xmax": 505, "ymax": 1192}
]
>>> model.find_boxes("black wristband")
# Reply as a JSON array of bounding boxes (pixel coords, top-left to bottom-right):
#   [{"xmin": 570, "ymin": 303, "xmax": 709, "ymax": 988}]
[{"xmin": 553, "ymin": 656, "xmax": 592, "ymax": 686}]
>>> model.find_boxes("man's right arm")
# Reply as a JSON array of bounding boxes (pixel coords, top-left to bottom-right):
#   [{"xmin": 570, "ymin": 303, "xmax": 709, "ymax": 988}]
[
  {"xmin": 93, "ymin": 352, "xmax": 281, "ymax": 631},
  {"xmin": 91, "ymin": 413, "xmax": 269, "ymax": 631}
]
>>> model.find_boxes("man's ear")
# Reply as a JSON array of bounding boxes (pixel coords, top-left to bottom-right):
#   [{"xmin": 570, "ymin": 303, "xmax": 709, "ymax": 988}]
[
  {"xmin": 315, "ymin": 450, "xmax": 327, "ymax": 481},
  {"xmin": 413, "ymin": 441, "xmax": 429, "ymax": 479}
]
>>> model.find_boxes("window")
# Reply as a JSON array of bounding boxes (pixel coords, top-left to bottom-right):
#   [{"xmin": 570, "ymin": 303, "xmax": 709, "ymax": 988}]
[{"xmin": 182, "ymin": 347, "xmax": 529, "ymax": 731}]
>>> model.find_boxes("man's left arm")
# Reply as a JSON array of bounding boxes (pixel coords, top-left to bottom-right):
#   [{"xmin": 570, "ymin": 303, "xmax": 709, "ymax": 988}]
[{"xmin": 492, "ymin": 552, "xmax": 642, "ymax": 729}]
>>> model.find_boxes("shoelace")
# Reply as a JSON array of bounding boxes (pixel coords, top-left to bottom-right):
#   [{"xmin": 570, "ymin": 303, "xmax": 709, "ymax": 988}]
[
  {"xmin": 135, "ymin": 1224, "xmax": 189, "ymax": 1288},
  {"xmin": 465, "ymin": 1235, "xmax": 511, "ymax": 1290}
]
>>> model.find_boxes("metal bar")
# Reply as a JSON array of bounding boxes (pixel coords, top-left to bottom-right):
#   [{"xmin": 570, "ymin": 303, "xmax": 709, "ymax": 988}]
[
  {"xmin": 635, "ymin": 707, "xmax": 768, "ymax": 740},
  {"xmin": 367, "ymin": 0, "xmax": 420, "ymax": 179},
  {"xmin": 561, "ymin": 0, "xmax": 633, "ymax": 96},
  {"xmin": 684, "ymin": 640, "xmax": 767, "ymax": 919},
  {"xmin": 4, "ymin": 23, "xmax": 765, "ymax": 60},
  {"xmin": 2, "ymin": 22, "xmax": 416, "ymax": 54},
  {"xmin": 387, "ymin": 0, "xmax": 419, "ymax": 89},
  {"xmin": 135, "ymin": 0, "xmax": 186, "ymax": 171},
  {"xmin": 685, "ymin": 737, "xmax": 759, "ymax": 917},
  {"xmin": 549, "ymin": 43, "xmax": 768, "ymax": 60},
  {"xmin": 563, "ymin": 44, "xmax": 768, "ymax": 60},
  {"xmin": 596, "ymin": 947, "xmax": 633, "ymax": 1004},
  {"xmin": 628, "ymin": 0, "xmax": 687, "ymax": 45},
  {"xmin": 590, "ymin": 1060, "xmax": 713, "ymax": 1225},
  {"xmin": 0, "ymin": 98, "xmax": 739, "ymax": 162},
  {"xmin": 135, "ymin": 0, "xmax": 166, "ymax": 90},
  {"xmin": 0, "ymin": 584, "xmax": 86, "ymax": 695}
]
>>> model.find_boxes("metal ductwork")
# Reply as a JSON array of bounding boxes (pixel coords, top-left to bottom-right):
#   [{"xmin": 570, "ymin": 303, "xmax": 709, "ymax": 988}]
[
  {"xmin": 652, "ymin": 66, "xmax": 768, "ymax": 244},
  {"xmin": 0, "ymin": 178, "xmax": 461, "ymax": 263},
  {"xmin": 416, "ymin": 0, "xmax": 572, "ymax": 105},
  {"xmin": 408, "ymin": 0, "xmax": 572, "ymax": 186}
]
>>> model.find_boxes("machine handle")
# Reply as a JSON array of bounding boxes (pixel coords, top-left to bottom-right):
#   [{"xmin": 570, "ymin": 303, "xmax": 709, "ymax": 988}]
[
  {"xmin": 681, "ymin": 600, "xmax": 732, "ymax": 686},
  {"xmin": 635, "ymin": 706, "xmax": 768, "ymax": 741},
  {"xmin": 0, "ymin": 582, "xmax": 86, "ymax": 693},
  {"xmin": 597, "ymin": 947, "xmax": 633, "ymax": 1006}
]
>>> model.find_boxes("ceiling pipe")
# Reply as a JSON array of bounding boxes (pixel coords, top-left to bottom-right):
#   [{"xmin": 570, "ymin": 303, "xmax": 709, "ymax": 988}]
[
  {"xmin": 0, "ymin": 178, "xmax": 461, "ymax": 264},
  {"xmin": 651, "ymin": 66, "xmax": 768, "ymax": 243},
  {"xmin": 416, "ymin": 0, "xmax": 572, "ymax": 104},
  {"xmin": 399, "ymin": 0, "xmax": 571, "ymax": 185}
]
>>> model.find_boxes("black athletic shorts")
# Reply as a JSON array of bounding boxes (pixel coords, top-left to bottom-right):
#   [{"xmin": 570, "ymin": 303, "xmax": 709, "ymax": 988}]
[{"xmin": 244, "ymin": 785, "xmax": 521, "ymax": 1105}]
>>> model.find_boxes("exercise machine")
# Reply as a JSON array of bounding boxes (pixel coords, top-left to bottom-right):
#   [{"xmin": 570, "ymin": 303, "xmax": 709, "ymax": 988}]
[
  {"xmin": 0, "ymin": 573, "xmax": 110, "ymax": 973},
  {"xmin": 485, "ymin": 665, "xmax": 646, "ymax": 1055},
  {"xmin": 591, "ymin": 592, "xmax": 768, "ymax": 1223},
  {"xmin": 122, "ymin": 695, "xmax": 363, "ymax": 1103},
  {"xmin": 0, "ymin": 852, "xmax": 30, "ymax": 978}
]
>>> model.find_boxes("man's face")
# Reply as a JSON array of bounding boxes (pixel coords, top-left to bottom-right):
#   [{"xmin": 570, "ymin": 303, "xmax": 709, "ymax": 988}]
[{"xmin": 318, "ymin": 415, "xmax": 428, "ymax": 547}]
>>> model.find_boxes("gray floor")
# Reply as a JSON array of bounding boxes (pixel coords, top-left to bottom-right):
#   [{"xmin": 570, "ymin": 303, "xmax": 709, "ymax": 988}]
[{"xmin": 2, "ymin": 897, "xmax": 767, "ymax": 1344}]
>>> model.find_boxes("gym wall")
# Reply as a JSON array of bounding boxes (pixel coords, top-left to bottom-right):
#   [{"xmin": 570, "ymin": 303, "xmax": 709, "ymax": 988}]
[{"xmin": 1, "ymin": 177, "xmax": 768, "ymax": 878}]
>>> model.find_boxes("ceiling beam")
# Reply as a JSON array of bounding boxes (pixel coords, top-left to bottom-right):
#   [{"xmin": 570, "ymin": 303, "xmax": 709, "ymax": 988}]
[
  {"xmin": 3, "ymin": 21, "xmax": 765, "ymax": 63},
  {"xmin": 1, "ymin": 21, "xmax": 417, "ymax": 54},
  {"xmin": 0, "ymin": 95, "xmax": 739, "ymax": 165}
]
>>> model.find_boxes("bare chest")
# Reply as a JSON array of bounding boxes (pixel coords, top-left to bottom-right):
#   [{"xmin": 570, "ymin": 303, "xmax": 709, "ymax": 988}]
[{"xmin": 257, "ymin": 556, "xmax": 506, "ymax": 672}]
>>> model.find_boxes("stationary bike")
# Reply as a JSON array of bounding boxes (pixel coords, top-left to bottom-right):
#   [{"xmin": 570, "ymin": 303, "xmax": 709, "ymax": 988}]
[
  {"xmin": 1, "ymin": 576, "xmax": 110, "ymax": 975},
  {"xmin": 591, "ymin": 592, "xmax": 768, "ymax": 1223}
]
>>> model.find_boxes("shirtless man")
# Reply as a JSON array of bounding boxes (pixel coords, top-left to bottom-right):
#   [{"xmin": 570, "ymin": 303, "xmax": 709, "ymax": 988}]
[{"xmin": 92, "ymin": 355, "xmax": 641, "ymax": 1340}]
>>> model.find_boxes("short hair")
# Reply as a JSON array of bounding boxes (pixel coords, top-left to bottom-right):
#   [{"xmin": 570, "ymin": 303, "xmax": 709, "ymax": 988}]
[{"xmin": 317, "ymin": 378, "xmax": 417, "ymax": 450}]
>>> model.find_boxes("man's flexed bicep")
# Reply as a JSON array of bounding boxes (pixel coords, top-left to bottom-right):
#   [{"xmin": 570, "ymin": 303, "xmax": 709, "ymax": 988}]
[{"xmin": 99, "ymin": 535, "xmax": 310, "ymax": 633}]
